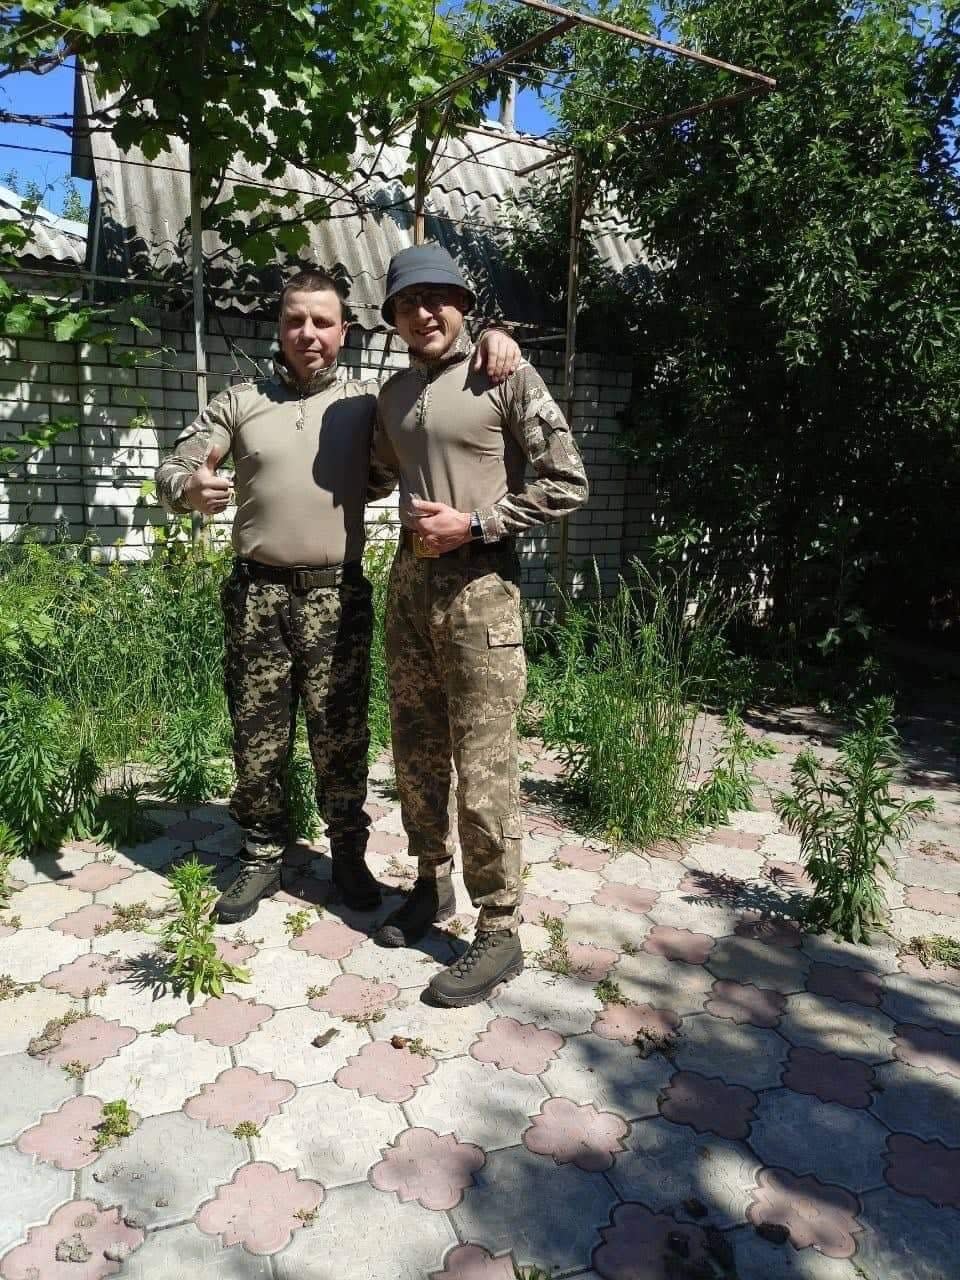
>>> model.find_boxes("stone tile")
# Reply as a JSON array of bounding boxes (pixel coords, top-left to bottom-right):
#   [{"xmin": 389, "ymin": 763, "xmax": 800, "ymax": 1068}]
[
  {"xmin": 41, "ymin": 951, "xmax": 126, "ymax": 999},
  {"xmin": 449, "ymin": 1145, "xmax": 618, "ymax": 1276},
  {"xmin": 889, "ymin": 906, "xmax": 960, "ymax": 944},
  {"xmin": 646, "ymin": 889, "xmax": 740, "ymax": 934},
  {"xmin": 607, "ymin": 1115, "xmax": 761, "ymax": 1228},
  {"xmin": 659, "ymin": 1070, "xmax": 758, "ymax": 1141},
  {"xmin": 335, "ymin": 1039, "xmax": 436, "ymax": 1103},
  {"xmin": 217, "ymin": 898, "xmax": 300, "ymax": 950},
  {"xmin": 370, "ymin": 1127, "xmax": 485, "ymax": 1209},
  {"xmin": 6, "ymin": 851, "xmax": 73, "ymax": 887},
  {"xmin": 726, "ymin": 1224, "xmax": 859, "ymax": 1278},
  {"xmin": 884, "ymin": 1133, "xmax": 960, "ymax": 1208},
  {"xmin": 0, "ymin": 985, "xmax": 73, "ymax": 1057},
  {"xmin": 406, "ymin": 1055, "xmax": 547, "ymax": 1151},
  {"xmin": 253, "ymin": 1080, "xmax": 403, "ymax": 1187},
  {"xmin": 429, "ymin": 1244, "xmax": 517, "ymax": 1280},
  {"xmin": 491, "ymin": 968, "xmax": 603, "ymax": 1037},
  {"xmin": 893, "ymin": 1023, "xmax": 960, "ymax": 1077},
  {"xmin": 274, "ymin": 1181, "xmax": 457, "ymax": 1280},
  {"xmin": 706, "ymin": 979, "xmax": 786, "ymax": 1027},
  {"xmin": 7, "ymin": 881, "xmax": 89, "ymax": 927},
  {"xmin": 95, "ymin": 869, "xmax": 169, "ymax": 911},
  {"xmin": 528, "ymin": 862, "xmax": 602, "ymax": 905},
  {"xmin": 175, "ymin": 994, "xmax": 274, "ymax": 1047},
  {"xmin": 77, "ymin": 1110, "xmax": 244, "ymax": 1230},
  {"xmin": 895, "ymin": 855, "xmax": 960, "ymax": 893},
  {"xmin": 15, "ymin": 1093, "xmax": 106, "ymax": 1170},
  {"xmin": 554, "ymin": 845, "xmax": 609, "ymax": 873},
  {"xmin": 0, "ymin": 1196, "xmax": 145, "ymax": 1278},
  {"xmin": 594, "ymin": 1001, "xmax": 681, "ymax": 1047},
  {"xmin": 706, "ymin": 936, "xmax": 811, "ymax": 993},
  {"xmin": 374, "ymin": 994, "xmax": 493, "ymax": 1061},
  {"xmin": 541, "ymin": 1031, "xmax": 672, "ymax": 1119},
  {"xmin": 727, "ymin": 808, "xmax": 780, "ymax": 835},
  {"xmin": 601, "ymin": 851, "xmax": 686, "ymax": 892},
  {"xmin": 871, "ymin": 1060, "xmax": 960, "ymax": 1145},
  {"xmin": 0, "ymin": 1052, "xmax": 76, "ymax": 1143},
  {"xmin": 592, "ymin": 1203, "xmax": 717, "ymax": 1280},
  {"xmin": 0, "ymin": 927, "xmax": 87, "ymax": 982},
  {"xmin": 689, "ymin": 841, "xmax": 766, "ymax": 880},
  {"xmin": 881, "ymin": 970, "xmax": 960, "ymax": 1034},
  {"xmin": 759, "ymin": 830, "xmax": 804, "ymax": 859},
  {"xmin": 62, "ymin": 860, "xmax": 134, "ymax": 895},
  {"xmin": 0, "ymin": 1144, "xmax": 73, "ymax": 1257},
  {"xmin": 118, "ymin": 834, "xmax": 192, "ymax": 869},
  {"xmin": 85, "ymin": 1030, "xmax": 230, "ymax": 1118},
  {"xmin": 644, "ymin": 925, "xmax": 715, "ymax": 965},
  {"xmin": 559, "ymin": 901, "xmax": 653, "ymax": 951},
  {"xmin": 235, "ymin": 1006, "xmax": 369, "ymax": 1088},
  {"xmin": 613, "ymin": 951, "xmax": 714, "ymax": 1017},
  {"xmin": 750, "ymin": 1088, "xmax": 888, "ymax": 1191},
  {"xmin": 783, "ymin": 1047, "xmax": 875, "ymax": 1109},
  {"xmin": 801, "ymin": 931, "xmax": 901, "ymax": 975},
  {"xmin": 184, "ymin": 1065, "xmax": 296, "ymax": 1131},
  {"xmin": 672, "ymin": 1013, "xmax": 790, "ymax": 1091},
  {"xmin": 51, "ymin": 902, "xmax": 116, "ymax": 939},
  {"xmin": 241, "ymin": 945, "xmax": 339, "ymax": 1010},
  {"xmin": 120, "ymin": 1221, "xmax": 272, "ymax": 1278},
  {"xmin": 195, "ymin": 1161, "xmax": 324, "ymax": 1254},
  {"xmin": 746, "ymin": 1166, "xmax": 862, "ymax": 1258},
  {"xmin": 779, "ymin": 993, "xmax": 896, "ymax": 1062},
  {"xmin": 88, "ymin": 974, "xmax": 194, "ymax": 1033},
  {"xmin": 523, "ymin": 1097, "xmax": 628, "ymax": 1171},
  {"xmin": 342, "ymin": 935, "xmax": 455, "ymax": 988},
  {"xmin": 806, "ymin": 962, "xmax": 884, "ymax": 1007},
  {"xmin": 858, "ymin": 1186, "xmax": 960, "ymax": 1280},
  {"xmin": 470, "ymin": 1017, "xmax": 563, "ymax": 1075}
]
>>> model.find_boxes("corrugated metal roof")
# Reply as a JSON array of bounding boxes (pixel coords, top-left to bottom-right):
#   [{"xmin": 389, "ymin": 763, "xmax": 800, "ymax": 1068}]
[
  {"xmin": 73, "ymin": 72, "xmax": 648, "ymax": 329},
  {"xmin": 0, "ymin": 184, "xmax": 87, "ymax": 266}
]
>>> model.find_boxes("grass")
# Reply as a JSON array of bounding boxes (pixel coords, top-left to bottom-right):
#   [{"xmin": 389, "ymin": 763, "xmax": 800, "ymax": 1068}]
[
  {"xmin": 537, "ymin": 915, "xmax": 576, "ymax": 976},
  {"xmin": 92, "ymin": 1099, "xmax": 135, "ymax": 1151},
  {"xmin": 902, "ymin": 934, "xmax": 960, "ymax": 969},
  {"xmin": 593, "ymin": 977, "xmax": 629, "ymax": 1005},
  {"xmin": 62, "ymin": 1060, "xmax": 88, "ymax": 1079},
  {"xmin": 232, "ymin": 1121, "xmax": 261, "ymax": 1139},
  {"xmin": 284, "ymin": 910, "xmax": 312, "ymax": 939},
  {"xmin": 0, "ymin": 974, "xmax": 36, "ymax": 1000}
]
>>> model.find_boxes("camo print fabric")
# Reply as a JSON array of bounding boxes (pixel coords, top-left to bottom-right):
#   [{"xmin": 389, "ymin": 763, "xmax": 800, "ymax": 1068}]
[
  {"xmin": 386, "ymin": 543, "xmax": 526, "ymax": 931},
  {"xmin": 221, "ymin": 567, "xmax": 373, "ymax": 857}
]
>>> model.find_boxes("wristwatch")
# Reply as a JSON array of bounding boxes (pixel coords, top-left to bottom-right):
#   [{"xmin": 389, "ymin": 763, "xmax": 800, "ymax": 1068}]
[{"xmin": 469, "ymin": 512, "xmax": 484, "ymax": 541}]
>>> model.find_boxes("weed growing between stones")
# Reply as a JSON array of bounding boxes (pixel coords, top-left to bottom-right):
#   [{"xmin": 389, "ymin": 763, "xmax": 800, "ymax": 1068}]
[
  {"xmin": 92, "ymin": 1099, "xmax": 135, "ymax": 1151},
  {"xmin": 62, "ymin": 1060, "xmax": 87, "ymax": 1079},
  {"xmin": 0, "ymin": 973, "xmax": 36, "ymax": 1000},
  {"xmin": 594, "ymin": 978, "xmax": 629, "ymax": 1005},
  {"xmin": 160, "ymin": 856, "xmax": 250, "ymax": 1001},
  {"xmin": 284, "ymin": 910, "xmax": 312, "ymax": 939},
  {"xmin": 777, "ymin": 697, "xmax": 935, "ymax": 943},
  {"xmin": 150, "ymin": 706, "xmax": 232, "ymax": 804},
  {"xmin": 232, "ymin": 1121, "xmax": 261, "ymax": 1139},
  {"xmin": 688, "ymin": 708, "xmax": 777, "ymax": 826},
  {"xmin": 903, "ymin": 934, "xmax": 960, "ymax": 970},
  {"xmin": 285, "ymin": 741, "xmax": 322, "ymax": 841}
]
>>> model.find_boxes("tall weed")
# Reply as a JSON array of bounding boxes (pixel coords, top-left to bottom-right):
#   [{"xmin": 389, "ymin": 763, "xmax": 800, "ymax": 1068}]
[{"xmin": 688, "ymin": 709, "xmax": 777, "ymax": 827}]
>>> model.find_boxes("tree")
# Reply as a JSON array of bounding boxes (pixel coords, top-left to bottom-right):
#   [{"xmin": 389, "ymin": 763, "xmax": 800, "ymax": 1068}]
[
  {"xmin": 60, "ymin": 181, "xmax": 87, "ymax": 222},
  {"xmin": 501, "ymin": 0, "xmax": 960, "ymax": 643}
]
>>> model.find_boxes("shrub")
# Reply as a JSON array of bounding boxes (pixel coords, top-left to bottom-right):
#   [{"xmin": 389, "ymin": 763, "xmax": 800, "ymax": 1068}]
[
  {"xmin": 688, "ymin": 709, "xmax": 777, "ymax": 828},
  {"xmin": 285, "ymin": 740, "xmax": 321, "ymax": 841},
  {"xmin": 150, "ymin": 705, "xmax": 232, "ymax": 804},
  {"xmin": 160, "ymin": 856, "xmax": 250, "ymax": 1001},
  {"xmin": 776, "ymin": 697, "xmax": 934, "ymax": 943}
]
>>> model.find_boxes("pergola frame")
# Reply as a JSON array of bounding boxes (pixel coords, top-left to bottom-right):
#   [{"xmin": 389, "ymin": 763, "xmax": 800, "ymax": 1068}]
[{"xmin": 407, "ymin": 0, "xmax": 776, "ymax": 605}]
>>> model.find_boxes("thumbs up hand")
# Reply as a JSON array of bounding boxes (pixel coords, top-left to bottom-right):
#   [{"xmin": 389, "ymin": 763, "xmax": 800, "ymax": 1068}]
[{"xmin": 183, "ymin": 442, "xmax": 233, "ymax": 516}]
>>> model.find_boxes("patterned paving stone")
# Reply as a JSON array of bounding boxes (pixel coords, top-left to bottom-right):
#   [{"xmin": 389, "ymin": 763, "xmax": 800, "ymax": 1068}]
[
  {"xmin": 565, "ymin": 941, "xmax": 618, "ymax": 981},
  {"xmin": 241, "ymin": 945, "xmax": 339, "ymax": 1010},
  {"xmin": 750, "ymin": 1089, "xmax": 888, "ymax": 1191},
  {"xmin": 883, "ymin": 1133, "xmax": 960, "ymax": 1208},
  {"xmin": 470, "ymin": 1016, "xmax": 563, "ymax": 1075},
  {"xmin": 904, "ymin": 886, "xmax": 960, "ymax": 916},
  {"xmin": 782, "ymin": 1047, "xmax": 875, "ymax": 1109},
  {"xmin": 895, "ymin": 855, "xmax": 960, "ymax": 894},
  {"xmin": 87, "ymin": 973, "xmax": 194, "ymax": 1033},
  {"xmin": 405, "ymin": 1054, "xmax": 547, "ymax": 1151},
  {"xmin": 50, "ymin": 902, "xmax": 116, "ymax": 939},
  {"xmin": 541, "ymin": 1030, "xmax": 672, "ymax": 1119},
  {"xmin": 341, "ymin": 934, "xmax": 455, "ymax": 988},
  {"xmin": 529, "ymin": 862, "xmax": 602, "ymax": 905},
  {"xmin": 613, "ymin": 951, "xmax": 714, "ymax": 1017},
  {"xmin": 370, "ymin": 1127, "xmax": 485, "ymax": 1210},
  {"xmin": 491, "ymin": 969, "xmax": 603, "ymax": 1037},
  {"xmin": 217, "ymin": 898, "xmax": 301, "ymax": 950},
  {"xmin": 893, "ymin": 1023, "xmax": 960, "ymax": 1077},
  {"xmin": 235, "ymin": 1006, "xmax": 369, "ymax": 1088},
  {"xmin": 602, "ymin": 851, "xmax": 686, "ymax": 892},
  {"xmin": 889, "ymin": 906, "xmax": 960, "ymax": 945},
  {"xmin": 40, "ymin": 951, "xmax": 125, "ymax": 999},
  {"xmin": 725, "ymin": 1224, "xmax": 859, "ymax": 1279},
  {"xmin": 7, "ymin": 882, "xmax": 90, "ymax": 928},
  {"xmin": 643, "ymin": 925, "xmax": 715, "ymax": 964},
  {"xmin": 0, "ymin": 1197, "xmax": 145, "ymax": 1279},
  {"xmin": 0, "ymin": 985, "xmax": 74, "ymax": 1057},
  {"xmin": 121, "ymin": 1221, "xmax": 272, "ymax": 1278},
  {"xmin": 659, "ymin": 1070, "xmax": 758, "ymax": 1140},
  {"xmin": 175, "ymin": 994, "xmax": 273, "ymax": 1047},
  {"xmin": 871, "ymin": 1060, "xmax": 960, "ymax": 1145},
  {"xmin": 523, "ymin": 1097, "xmax": 628, "ymax": 1171},
  {"xmin": 882, "ymin": 970, "xmax": 960, "ymax": 1033},
  {"xmin": 335, "ymin": 1039, "xmax": 436, "ymax": 1103},
  {"xmin": 806, "ymin": 962, "xmax": 884, "ymax": 1007},
  {"xmin": 0, "ymin": 1052, "xmax": 76, "ymax": 1143},
  {"xmin": 554, "ymin": 845, "xmax": 609, "ymax": 873},
  {"xmin": 429, "ymin": 1244, "xmax": 516, "ymax": 1280},
  {"xmin": 195, "ymin": 1161, "xmax": 324, "ymax": 1254},
  {"xmin": 289, "ymin": 917, "xmax": 367, "ymax": 961},
  {"xmin": 16, "ymin": 1094, "xmax": 105, "ymax": 1170},
  {"xmin": 0, "ymin": 926, "xmax": 87, "ymax": 981},
  {"xmin": 374, "ymin": 994, "xmax": 493, "ymax": 1061},
  {"xmin": 273, "ymin": 1181, "xmax": 458, "ymax": 1280},
  {"xmin": 85, "ymin": 1031, "xmax": 230, "ymax": 1119},
  {"xmin": 779, "ymin": 993, "xmax": 896, "ymax": 1062},
  {"xmin": 96, "ymin": 869, "xmax": 169, "ymax": 911},
  {"xmin": 709, "ymin": 827, "xmax": 763, "ymax": 851},
  {"xmin": 646, "ymin": 889, "xmax": 739, "ymax": 934},
  {"xmin": 559, "ymin": 901, "xmax": 653, "ymax": 951},
  {"xmin": 520, "ymin": 893, "xmax": 567, "ymax": 923},
  {"xmin": 706, "ymin": 979, "xmax": 786, "ymax": 1027},
  {"xmin": 77, "ymin": 1110, "xmax": 243, "ymax": 1230},
  {"xmin": 184, "ymin": 1066, "xmax": 296, "ymax": 1131},
  {"xmin": 449, "ymin": 1145, "xmax": 619, "ymax": 1276},
  {"xmin": 857, "ymin": 1186, "xmax": 960, "ymax": 1280},
  {"xmin": 672, "ymin": 1013, "xmax": 790, "ymax": 1091},
  {"xmin": 33, "ymin": 1013, "xmax": 137, "ymax": 1072},
  {"xmin": 592, "ymin": 1203, "xmax": 715, "ymax": 1280},
  {"xmin": 746, "ymin": 1167, "xmax": 863, "ymax": 1258},
  {"xmin": 254, "ymin": 1080, "xmax": 403, "ymax": 1187},
  {"xmin": 0, "ymin": 1145, "xmax": 73, "ymax": 1259},
  {"xmin": 688, "ymin": 840, "xmax": 766, "ymax": 880},
  {"xmin": 594, "ymin": 1001, "xmax": 680, "ymax": 1047},
  {"xmin": 607, "ymin": 1115, "xmax": 761, "ymax": 1229},
  {"xmin": 801, "ymin": 931, "xmax": 901, "ymax": 975},
  {"xmin": 707, "ymin": 935, "xmax": 811, "ymax": 992},
  {"xmin": 734, "ymin": 911, "xmax": 804, "ymax": 948}
]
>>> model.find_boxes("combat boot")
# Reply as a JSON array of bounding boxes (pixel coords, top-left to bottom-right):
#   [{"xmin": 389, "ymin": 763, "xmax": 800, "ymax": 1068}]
[
  {"xmin": 374, "ymin": 875, "xmax": 456, "ymax": 947},
  {"xmin": 427, "ymin": 929, "xmax": 524, "ymax": 1007},
  {"xmin": 215, "ymin": 859, "xmax": 281, "ymax": 923},
  {"xmin": 330, "ymin": 851, "xmax": 382, "ymax": 911}
]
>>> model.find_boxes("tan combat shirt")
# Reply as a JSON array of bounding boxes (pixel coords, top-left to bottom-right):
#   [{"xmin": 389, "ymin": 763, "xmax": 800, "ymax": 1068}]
[
  {"xmin": 155, "ymin": 359, "xmax": 389, "ymax": 568},
  {"xmin": 371, "ymin": 330, "xmax": 588, "ymax": 541}
]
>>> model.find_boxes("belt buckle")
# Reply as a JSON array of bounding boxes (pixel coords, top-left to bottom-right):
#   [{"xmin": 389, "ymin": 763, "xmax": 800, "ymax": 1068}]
[
  {"xmin": 413, "ymin": 533, "xmax": 440, "ymax": 559},
  {"xmin": 292, "ymin": 568, "xmax": 311, "ymax": 592}
]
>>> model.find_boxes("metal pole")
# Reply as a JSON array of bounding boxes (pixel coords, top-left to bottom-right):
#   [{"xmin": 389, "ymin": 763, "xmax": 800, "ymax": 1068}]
[
  {"xmin": 189, "ymin": 153, "xmax": 207, "ymax": 545},
  {"xmin": 557, "ymin": 149, "xmax": 584, "ymax": 615},
  {"xmin": 414, "ymin": 111, "xmax": 427, "ymax": 245}
]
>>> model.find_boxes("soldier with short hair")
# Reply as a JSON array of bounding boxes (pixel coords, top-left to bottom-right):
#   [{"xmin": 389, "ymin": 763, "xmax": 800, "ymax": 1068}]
[
  {"xmin": 371, "ymin": 244, "xmax": 589, "ymax": 1007},
  {"xmin": 155, "ymin": 267, "xmax": 520, "ymax": 923}
]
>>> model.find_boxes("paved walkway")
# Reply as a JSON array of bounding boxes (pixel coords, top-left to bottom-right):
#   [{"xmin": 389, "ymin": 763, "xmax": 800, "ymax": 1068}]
[{"xmin": 1, "ymin": 720, "xmax": 959, "ymax": 1279}]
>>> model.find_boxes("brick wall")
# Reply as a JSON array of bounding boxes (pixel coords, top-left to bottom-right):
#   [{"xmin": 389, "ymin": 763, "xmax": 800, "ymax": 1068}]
[{"xmin": 0, "ymin": 307, "xmax": 641, "ymax": 606}]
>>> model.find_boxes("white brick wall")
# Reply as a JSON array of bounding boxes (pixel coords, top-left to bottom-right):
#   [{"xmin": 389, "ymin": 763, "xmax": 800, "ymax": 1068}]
[{"xmin": 0, "ymin": 309, "xmax": 645, "ymax": 602}]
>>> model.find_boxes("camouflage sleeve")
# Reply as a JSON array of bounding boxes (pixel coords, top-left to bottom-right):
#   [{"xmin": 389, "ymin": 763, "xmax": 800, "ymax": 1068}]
[
  {"xmin": 367, "ymin": 398, "xmax": 400, "ymax": 503},
  {"xmin": 476, "ymin": 362, "xmax": 589, "ymax": 541},
  {"xmin": 154, "ymin": 389, "xmax": 237, "ymax": 515}
]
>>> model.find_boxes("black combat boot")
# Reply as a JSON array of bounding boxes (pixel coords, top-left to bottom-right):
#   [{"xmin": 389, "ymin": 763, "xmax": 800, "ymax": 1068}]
[
  {"xmin": 374, "ymin": 875, "xmax": 456, "ymax": 947},
  {"xmin": 427, "ymin": 929, "xmax": 524, "ymax": 1007},
  {"xmin": 215, "ymin": 860, "xmax": 282, "ymax": 923},
  {"xmin": 331, "ymin": 852, "xmax": 382, "ymax": 911}
]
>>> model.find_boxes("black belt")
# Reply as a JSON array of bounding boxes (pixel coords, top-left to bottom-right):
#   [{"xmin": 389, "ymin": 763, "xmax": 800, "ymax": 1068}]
[
  {"xmin": 399, "ymin": 528, "xmax": 515, "ymax": 561},
  {"xmin": 236, "ymin": 558, "xmax": 365, "ymax": 591}
]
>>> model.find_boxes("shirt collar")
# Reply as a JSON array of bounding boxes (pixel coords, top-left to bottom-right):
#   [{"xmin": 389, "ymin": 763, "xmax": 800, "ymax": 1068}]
[
  {"xmin": 409, "ymin": 326, "xmax": 474, "ymax": 376},
  {"xmin": 273, "ymin": 353, "xmax": 340, "ymax": 396}
]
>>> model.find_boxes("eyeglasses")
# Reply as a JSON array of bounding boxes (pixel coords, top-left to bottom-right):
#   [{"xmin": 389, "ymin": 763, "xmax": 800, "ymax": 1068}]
[{"xmin": 392, "ymin": 287, "xmax": 458, "ymax": 316}]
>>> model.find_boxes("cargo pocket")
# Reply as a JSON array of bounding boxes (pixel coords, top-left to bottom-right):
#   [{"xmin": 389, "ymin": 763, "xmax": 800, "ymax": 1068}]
[{"xmin": 486, "ymin": 613, "xmax": 526, "ymax": 717}]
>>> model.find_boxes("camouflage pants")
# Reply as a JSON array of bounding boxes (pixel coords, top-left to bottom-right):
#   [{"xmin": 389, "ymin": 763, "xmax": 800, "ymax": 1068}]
[
  {"xmin": 386, "ymin": 543, "xmax": 526, "ymax": 931},
  {"xmin": 221, "ymin": 565, "xmax": 373, "ymax": 859}
]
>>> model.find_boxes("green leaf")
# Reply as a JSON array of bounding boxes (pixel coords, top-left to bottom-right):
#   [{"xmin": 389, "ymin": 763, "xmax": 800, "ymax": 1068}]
[{"xmin": 53, "ymin": 311, "xmax": 92, "ymax": 342}]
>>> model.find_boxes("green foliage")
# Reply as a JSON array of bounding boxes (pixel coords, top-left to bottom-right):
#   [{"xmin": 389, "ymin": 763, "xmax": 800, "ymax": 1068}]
[
  {"xmin": 903, "ymin": 934, "xmax": 960, "ymax": 970},
  {"xmin": 61, "ymin": 181, "xmax": 89, "ymax": 223},
  {"xmin": 97, "ymin": 776, "xmax": 159, "ymax": 848},
  {"xmin": 160, "ymin": 856, "xmax": 250, "ymax": 1002},
  {"xmin": 365, "ymin": 536, "xmax": 394, "ymax": 755},
  {"xmin": 776, "ymin": 697, "xmax": 935, "ymax": 943},
  {"xmin": 92, "ymin": 1099, "xmax": 135, "ymax": 1151},
  {"xmin": 688, "ymin": 710, "xmax": 777, "ymax": 828},
  {"xmin": 0, "ymin": 841, "xmax": 16, "ymax": 908},
  {"xmin": 150, "ymin": 705, "xmax": 232, "ymax": 804},
  {"xmin": 284, "ymin": 742, "xmax": 321, "ymax": 842},
  {"xmin": 529, "ymin": 563, "xmax": 741, "ymax": 845}
]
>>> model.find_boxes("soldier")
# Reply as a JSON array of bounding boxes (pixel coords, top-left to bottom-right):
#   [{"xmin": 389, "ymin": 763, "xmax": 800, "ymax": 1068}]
[
  {"xmin": 371, "ymin": 244, "xmax": 589, "ymax": 1007},
  {"xmin": 155, "ymin": 267, "xmax": 520, "ymax": 923}
]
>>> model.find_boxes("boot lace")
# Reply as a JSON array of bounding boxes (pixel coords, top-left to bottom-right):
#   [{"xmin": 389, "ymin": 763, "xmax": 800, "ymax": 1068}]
[{"xmin": 449, "ymin": 930, "xmax": 501, "ymax": 977}]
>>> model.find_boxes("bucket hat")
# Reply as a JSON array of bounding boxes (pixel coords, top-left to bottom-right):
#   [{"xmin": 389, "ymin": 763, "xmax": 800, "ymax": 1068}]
[{"xmin": 381, "ymin": 243, "xmax": 476, "ymax": 324}]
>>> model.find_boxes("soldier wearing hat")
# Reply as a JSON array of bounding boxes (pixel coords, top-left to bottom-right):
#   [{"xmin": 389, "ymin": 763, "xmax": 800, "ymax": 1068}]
[
  {"xmin": 372, "ymin": 244, "xmax": 589, "ymax": 1006},
  {"xmin": 155, "ymin": 266, "xmax": 520, "ymax": 923}
]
